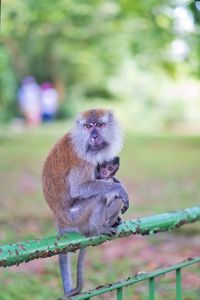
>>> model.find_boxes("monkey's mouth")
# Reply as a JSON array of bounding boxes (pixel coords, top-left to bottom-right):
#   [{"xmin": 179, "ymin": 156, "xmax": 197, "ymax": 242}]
[
  {"xmin": 87, "ymin": 141, "xmax": 108, "ymax": 153},
  {"xmin": 102, "ymin": 170, "xmax": 108, "ymax": 177}
]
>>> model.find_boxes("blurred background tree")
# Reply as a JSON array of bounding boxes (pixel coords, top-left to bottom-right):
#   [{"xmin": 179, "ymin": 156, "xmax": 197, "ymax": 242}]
[{"xmin": 1, "ymin": 0, "xmax": 200, "ymax": 129}]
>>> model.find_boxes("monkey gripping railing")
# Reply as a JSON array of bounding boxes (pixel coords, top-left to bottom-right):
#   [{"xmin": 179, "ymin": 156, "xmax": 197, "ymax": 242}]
[{"xmin": 0, "ymin": 206, "xmax": 200, "ymax": 300}]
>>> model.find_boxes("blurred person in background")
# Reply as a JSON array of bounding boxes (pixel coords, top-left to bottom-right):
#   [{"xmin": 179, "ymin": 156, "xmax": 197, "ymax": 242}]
[
  {"xmin": 40, "ymin": 82, "xmax": 59, "ymax": 122},
  {"xmin": 18, "ymin": 76, "xmax": 41, "ymax": 126}
]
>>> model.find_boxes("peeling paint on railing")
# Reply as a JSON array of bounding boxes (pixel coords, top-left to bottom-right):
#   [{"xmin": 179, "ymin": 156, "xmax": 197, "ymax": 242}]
[
  {"xmin": 67, "ymin": 257, "xmax": 200, "ymax": 300},
  {"xmin": 0, "ymin": 206, "xmax": 200, "ymax": 268}
]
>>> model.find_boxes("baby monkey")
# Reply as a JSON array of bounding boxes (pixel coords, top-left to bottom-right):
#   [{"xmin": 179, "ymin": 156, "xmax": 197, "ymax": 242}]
[
  {"xmin": 96, "ymin": 156, "xmax": 122, "ymax": 227},
  {"xmin": 96, "ymin": 156, "xmax": 120, "ymax": 182},
  {"xmin": 63, "ymin": 157, "xmax": 123, "ymax": 297}
]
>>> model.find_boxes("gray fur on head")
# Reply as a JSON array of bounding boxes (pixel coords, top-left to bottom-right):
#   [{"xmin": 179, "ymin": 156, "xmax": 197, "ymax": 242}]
[{"xmin": 70, "ymin": 109, "xmax": 123, "ymax": 165}]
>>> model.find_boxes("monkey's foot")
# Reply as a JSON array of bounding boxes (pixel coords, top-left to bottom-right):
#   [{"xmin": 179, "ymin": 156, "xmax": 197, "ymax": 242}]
[
  {"xmin": 99, "ymin": 225, "xmax": 118, "ymax": 236},
  {"xmin": 112, "ymin": 216, "xmax": 122, "ymax": 227}
]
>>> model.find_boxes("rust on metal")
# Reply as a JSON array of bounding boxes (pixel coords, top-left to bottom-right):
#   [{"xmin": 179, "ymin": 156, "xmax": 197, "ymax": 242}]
[{"xmin": 0, "ymin": 206, "xmax": 200, "ymax": 268}]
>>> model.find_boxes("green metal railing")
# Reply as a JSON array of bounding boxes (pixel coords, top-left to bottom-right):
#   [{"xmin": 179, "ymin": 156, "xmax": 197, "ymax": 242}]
[
  {"xmin": 0, "ymin": 206, "xmax": 200, "ymax": 299},
  {"xmin": 70, "ymin": 257, "xmax": 200, "ymax": 300}
]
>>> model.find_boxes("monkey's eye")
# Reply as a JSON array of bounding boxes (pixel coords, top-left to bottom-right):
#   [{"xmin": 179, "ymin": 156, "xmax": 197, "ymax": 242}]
[
  {"xmin": 108, "ymin": 166, "xmax": 113, "ymax": 172},
  {"xmin": 101, "ymin": 163, "xmax": 107, "ymax": 168},
  {"xmin": 96, "ymin": 122, "xmax": 105, "ymax": 128},
  {"xmin": 84, "ymin": 123, "xmax": 93, "ymax": 129}
]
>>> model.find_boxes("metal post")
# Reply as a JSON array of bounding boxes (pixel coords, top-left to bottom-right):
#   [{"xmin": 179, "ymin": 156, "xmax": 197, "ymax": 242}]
[
  {"xmin": 176, "ymin": 268, "xmax": 182, "ymax": 300},
  {"xmin": 117, "ymin": 287, "xmax": 123, "ymax": 300},
  {"xmin": 149, "ymin": 277, "xmax": 155, "ymax": 300}
]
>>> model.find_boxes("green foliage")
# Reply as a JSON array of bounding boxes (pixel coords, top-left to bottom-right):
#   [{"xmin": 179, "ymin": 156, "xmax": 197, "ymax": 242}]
[
  {"xmin": 0, "ymin": 44, "xmax": 18, "ymax": 121},
  {"xmin": 1, "ymin": 0, "xmax": 200, "ymax": 121}
]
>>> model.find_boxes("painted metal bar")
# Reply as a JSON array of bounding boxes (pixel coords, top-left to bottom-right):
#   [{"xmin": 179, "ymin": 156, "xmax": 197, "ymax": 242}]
[
  {"xmin": 70, "ymin": 257, "xmax": 200, "ymax": 299},
  {"xmin": 176, "ymin": 268, "xmax": 182, "ymax": 300},
  {"xmin": 0, "ymin": 206, "xmax": 200, "ymax": 268},
  {"xmin": 149, "ymin": 277, "xmax": 155, "ymax": 300},
  {"xmin": 117, "ymin": 287, "xmax": 123, "ymax": 300}
]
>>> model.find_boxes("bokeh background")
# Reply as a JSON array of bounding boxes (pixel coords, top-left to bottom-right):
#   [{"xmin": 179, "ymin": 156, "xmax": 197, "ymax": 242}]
[{"xmin": 0, "ymin": 1, "xmax": 200, "ymax": 299}]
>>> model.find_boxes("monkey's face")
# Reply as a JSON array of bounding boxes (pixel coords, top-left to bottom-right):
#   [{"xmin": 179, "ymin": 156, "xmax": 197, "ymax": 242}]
[
  {"xmin": 71, "ymin": 109, "xmax": 123, "ymax": 164},
  {"xmin": 84, "ymin": 122, "xmax": 108, "ymax": 153},
  {"xmin": 97, "ymin": 158, "xmax": 119, "ymax": 179}
]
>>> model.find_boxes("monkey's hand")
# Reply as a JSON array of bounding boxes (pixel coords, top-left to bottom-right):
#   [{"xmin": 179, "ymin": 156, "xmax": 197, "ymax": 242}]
[
  {"xmin": 114, "ymin": 182, "xmax": 129, "ymax": 214},
  {"xmin": 121, "ymin": 190, "xmax": 129, "ymax": 214},
  {"xmin": 121, "ymin": 202, "xmax": 129, "ymax": 214}
]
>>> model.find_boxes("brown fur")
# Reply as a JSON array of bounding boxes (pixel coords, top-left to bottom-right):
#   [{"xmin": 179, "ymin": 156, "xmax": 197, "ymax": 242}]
[
  {"xmin": 42, "ymin": 133, "xmax": 95, "ymax": 229},
  {"xmin": 81, "ymin": 108, "xmax": 108, "ymax": 120}
]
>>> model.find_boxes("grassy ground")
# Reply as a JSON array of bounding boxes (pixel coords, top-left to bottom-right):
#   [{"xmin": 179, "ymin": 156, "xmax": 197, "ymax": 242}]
[{"xmin": 0, "ymin": 122, "xmax": 199, "ymax": 300}]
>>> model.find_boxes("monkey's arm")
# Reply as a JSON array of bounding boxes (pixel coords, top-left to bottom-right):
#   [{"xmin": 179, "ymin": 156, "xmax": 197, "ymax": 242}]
[{"xmin": 68, "ymin": 170, "xmax": 129, "ymax": 213}]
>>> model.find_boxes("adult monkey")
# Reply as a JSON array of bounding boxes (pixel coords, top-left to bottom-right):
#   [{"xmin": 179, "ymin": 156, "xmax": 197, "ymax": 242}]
[{"xmin": 42, "ymin": 108, "xmax": 129, "ymax": 297}]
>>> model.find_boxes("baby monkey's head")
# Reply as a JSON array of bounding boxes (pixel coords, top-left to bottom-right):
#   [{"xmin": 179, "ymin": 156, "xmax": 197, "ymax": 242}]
[{"xmin": 96, "ymin": 156, "xmax": 120, "ymax": 179}]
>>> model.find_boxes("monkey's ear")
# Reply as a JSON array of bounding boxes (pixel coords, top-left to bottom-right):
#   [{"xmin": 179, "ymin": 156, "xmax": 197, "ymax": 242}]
[
  {"xmin": 96, "ymin": 164, "xmax": 100, "ymax": 172},
  {"xmin": 108, "ymin": 109, "xmax": 113, "ymax": 116},
  {"xmin": 108, "ymin": 109, "xmax": 114, "ymax": 121},
  {"xmin": 113, "ymin": 156, "xmax": 120, "ymax": 165},
  {"xmin": 75, "ymin": 112, "xmax": 84, "ymax": 126}
]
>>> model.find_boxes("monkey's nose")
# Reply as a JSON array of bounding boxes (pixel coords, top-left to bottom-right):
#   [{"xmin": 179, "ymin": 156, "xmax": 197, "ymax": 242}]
[{"xmin": 91, "ymin": 133, "xmax": 98, "ymax": 140}]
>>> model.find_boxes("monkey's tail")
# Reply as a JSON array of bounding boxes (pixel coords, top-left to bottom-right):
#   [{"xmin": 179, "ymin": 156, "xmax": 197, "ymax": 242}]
[{"xmin": 65, "ymin": 248, "xmax": 86, "ymax": 297}]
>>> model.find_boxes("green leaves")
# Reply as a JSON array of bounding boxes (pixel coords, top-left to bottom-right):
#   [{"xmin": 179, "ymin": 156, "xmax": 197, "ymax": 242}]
[{"xmin": 1, "ymin": 0, "xmax": 200, "ymax": 120}]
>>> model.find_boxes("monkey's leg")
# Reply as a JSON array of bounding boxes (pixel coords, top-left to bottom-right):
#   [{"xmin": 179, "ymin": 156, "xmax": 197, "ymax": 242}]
[
  {"xmin": 96, "ymin": 198, "xmax": 122, "ymax": 236},
  {"xmin": 98, "ymin": 225, "xmax": 118, "ymax": 236},
  {"xmin": 106, "ymin": 197, "xmax": 123, "ymax": 227}
]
